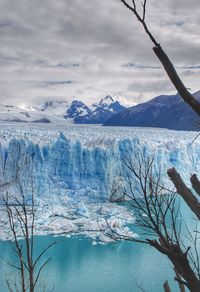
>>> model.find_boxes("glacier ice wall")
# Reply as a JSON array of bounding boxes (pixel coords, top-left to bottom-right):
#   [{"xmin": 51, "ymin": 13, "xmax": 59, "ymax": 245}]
[{"xmin": 0, "ymin": 126, "xmax": 200, "ymax": 202}]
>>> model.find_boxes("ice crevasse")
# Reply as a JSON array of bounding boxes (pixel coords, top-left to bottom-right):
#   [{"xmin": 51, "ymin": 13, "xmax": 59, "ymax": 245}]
[{"xmin": 0, "ymin": 126, "xmax": 200, "ymax": 202}]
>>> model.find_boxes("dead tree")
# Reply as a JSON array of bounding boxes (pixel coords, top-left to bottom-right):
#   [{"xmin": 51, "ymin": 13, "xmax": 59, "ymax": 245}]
[
  {"xmin": 103, "ymin": 156, "xmax": 200, "ymax": 292},
  {"xmin": 119, "ymin": 0, "xmax": 200, "ymax": 115},
  {"xmin": 118, "ymin": 0, "xmax": 200, "ymax": 216},
  {"xmin": 1, "ymin": 182, "xmax": 56, "ymax": 292},
  {"xmin": 116, "ymin": 3, "xmax": 200, "ymax": 290},
  {"xmin": 167, "ymin": 168, "xmax": 200, "ymax": 220}
]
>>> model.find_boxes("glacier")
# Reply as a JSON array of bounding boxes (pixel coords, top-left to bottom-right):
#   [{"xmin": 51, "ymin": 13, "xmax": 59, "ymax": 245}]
[
  {"xmin": 0, "ymin": 123, "xmax": 200, "ymax": 202},
  {"xmin": 0, "ymin": 122, "xmax": 200, "ymax": 242}
]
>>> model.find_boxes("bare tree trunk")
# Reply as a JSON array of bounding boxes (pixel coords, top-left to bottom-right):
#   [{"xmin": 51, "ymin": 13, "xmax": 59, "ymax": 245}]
[
  {"xmin": 190, "ymin": 174, "xmax": 200, "ymax": 196},
  {"xmin": 153, "ymin": 46, "xmax": 200, "ymax": 116},
  {"xmin": 149, "ymin": 238, "xmax": 200, "ymax": 292},
  {"xmin": 167, "ymin": 167, "xmax": 200, "ymax": 219},
  {"xmin": 174, "ymin": 267, "xmax": 186, "ymax": 292},
  {"xmin": 2, "ymin": 187, "xmax": 56, "ymax": 291},
  {"xmin": 169, "ymin": 253, "xmax": 200, "ymax": 292},
  {"xmin": 163, "ymin": 281, "xmax": 171, "ymax": 292}
]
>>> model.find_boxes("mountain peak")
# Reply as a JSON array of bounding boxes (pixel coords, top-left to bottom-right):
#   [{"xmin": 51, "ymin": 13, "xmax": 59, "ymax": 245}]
[
  {"xmin": 64, "ymin": 100, "xmax": 91, "ymax": 119},
  {"xmin": 70, "ymin": 100, "xmax": 86, "ymax": 107},
  {"xmin": 99, "ymin": 95, "xmax": 114, "ymax": 106}
]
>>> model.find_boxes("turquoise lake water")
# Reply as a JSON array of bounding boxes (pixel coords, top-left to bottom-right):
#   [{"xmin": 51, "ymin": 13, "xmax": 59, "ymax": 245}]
[
  {"xmin": 0, "ymin": 200, "xmax": 195, "ymax": 292},
  {"xmin": 0, "ymin": 234, "xmax": 182, "ymax": 292}
]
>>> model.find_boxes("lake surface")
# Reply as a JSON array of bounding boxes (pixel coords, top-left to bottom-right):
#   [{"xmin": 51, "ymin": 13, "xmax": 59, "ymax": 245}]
[
  {"xmin": 0, "ymin": 199, "xmax": 195, "ymax": 292},
  {"xmin": 0, "ymin": 234, "xmax": 182, "ymax": 292}
]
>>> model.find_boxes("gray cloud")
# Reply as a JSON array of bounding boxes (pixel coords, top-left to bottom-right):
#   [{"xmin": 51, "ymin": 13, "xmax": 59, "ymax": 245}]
[{"xmin": 0, "ymin": 0, "xmax": 200, "ymax": 106}]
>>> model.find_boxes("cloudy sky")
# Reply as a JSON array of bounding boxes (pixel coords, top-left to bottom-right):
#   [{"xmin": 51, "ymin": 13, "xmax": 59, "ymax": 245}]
[{"xmin": 0, "ymin": 0, "xmax": 200, "ymax": 107}]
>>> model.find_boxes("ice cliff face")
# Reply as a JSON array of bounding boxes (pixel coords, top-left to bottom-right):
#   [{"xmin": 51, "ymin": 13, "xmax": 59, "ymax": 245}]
[
  {"xmin": 0, "ymin": 134, "xmax": 114, "ymax": 201},
  {"xmin": 0, "ymin": 124, "xmax": 200, "ymax": 202}
]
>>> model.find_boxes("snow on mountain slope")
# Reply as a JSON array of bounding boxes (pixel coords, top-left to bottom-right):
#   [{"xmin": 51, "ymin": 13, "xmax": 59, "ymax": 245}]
[
  {"xmin": 0, "ymin": 95, "xmax": 126, "ymax": 124},
  {"xmin": 34, "ymin": 99, "xmax": 70, "ymax": 116},
  {"xmin": 73, "ymin": 95, "xmax": 126, "ymax": 124},
  {"xmin": 36, "ymin": 100, "xmax": 69, "ymax": 111},
  {"xmin": 0, "ymin": 123, "xmax": 199, "ymax": 202},
  {"xmin": 0, "ymin": 104, "xmax": 30, "ymax": 122},
  {"xmin": 64, "ymin": 100, "xmax": 91, "ymax": 119},
  {"xmin": 0, "ymin": 101, "xmax": 74, "ymax": 124}
]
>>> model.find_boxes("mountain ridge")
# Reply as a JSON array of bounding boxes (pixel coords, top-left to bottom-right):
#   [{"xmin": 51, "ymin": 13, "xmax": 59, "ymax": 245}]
[{"xmin": 104, "ymin": 91, "xmax": 200, "ymax": 131}]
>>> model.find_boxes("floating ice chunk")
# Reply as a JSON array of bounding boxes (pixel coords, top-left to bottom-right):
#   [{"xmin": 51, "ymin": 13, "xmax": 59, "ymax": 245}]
[
  {"xmin": 98, "ymin": 233, "xmax": 115, "ymax": 243},
  {"xmin": 0, "ymin": 200, "xmax": 136, "ymax": 242},
  {"xmin": 75, "ymin": 203, "xmax": 89, "ymax": 217}
]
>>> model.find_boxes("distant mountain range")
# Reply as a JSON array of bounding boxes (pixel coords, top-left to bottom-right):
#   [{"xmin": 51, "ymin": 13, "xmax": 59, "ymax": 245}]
[
  {"xmin": 1, "ymin": 91, "xmax": 200, "ymax": 130},
  {"xmin": 0, "ymin": 95, "xmax": 126, "ymax": 124},
  {"xmin": 104, "ymin": 91, "xmax": 200, "ymax": 131}
]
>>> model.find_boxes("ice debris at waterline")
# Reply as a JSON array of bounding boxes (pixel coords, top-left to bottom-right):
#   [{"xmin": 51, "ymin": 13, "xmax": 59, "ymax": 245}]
[
  {"xmin": 0, "ymin": 199, "xmax": 136, "ymax": 242},
  {"xmin": 0, "ymin": 123, "xmax": 200, "ymax": 201}
]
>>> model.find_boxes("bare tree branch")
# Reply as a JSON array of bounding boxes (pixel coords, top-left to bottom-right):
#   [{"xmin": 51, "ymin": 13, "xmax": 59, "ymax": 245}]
[
  {"xmin": 119, "ymin": 0, "xmax": 200, "ymax": 115},
  {"xmin": 1, "ymin": 175, "xmax": 56, "ymax": 291},
  {"xmin": 104, "ymin": 156, "xmax": 200, "ymax": 291}
]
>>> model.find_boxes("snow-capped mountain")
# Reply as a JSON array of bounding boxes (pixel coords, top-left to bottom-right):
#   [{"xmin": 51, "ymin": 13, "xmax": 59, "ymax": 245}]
[
  {"xmin": 64, "ymin": 100, "xmax": 91, "ymax": 119},
  {"xmin": 0, "ymin": 95, "xmax": 126, "ymax": 124},
  {"xmin": 0, "ymin": 104, "xmax": 50, "ymax": 123},
  {"xmin": 35, "ymin": 99, "xmax": 69, "ymax": 112},
  {"xmin": 0, "ymin": 100, "xmax": 72, "ymax": 124},
  {"xmin": 104, "ymin": 91, "xmax": 200, "ymax": 131},
  {"xmin": 71, "ymin": 95, "xmax": 126, "ymax": 124}
]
